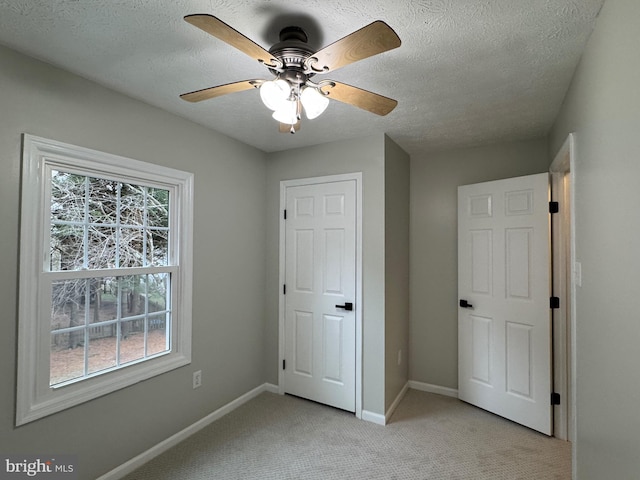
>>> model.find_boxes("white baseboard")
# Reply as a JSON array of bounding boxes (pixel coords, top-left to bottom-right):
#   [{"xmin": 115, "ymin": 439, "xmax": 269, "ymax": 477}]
[
  {"xmin": 361, "ymin": 409, "xmax": 386, "ymax": 426},
  {"xmin": 362, "ymin": 382, "xmax": 411, "ymax": 426},
  {"xmin": 97, "ymin": 382, "xmax": 279, "ymax": 480},
  {"xmin": 385, "ymin": 382, "xmax": 409, "ymax": 424},
  {"xmin": 409, "ymin": 380, "xmax": 458, "ymax": 398},
  {"xmin": 263, "ymin": 382, "xmax": 280, "ymax": 394}
]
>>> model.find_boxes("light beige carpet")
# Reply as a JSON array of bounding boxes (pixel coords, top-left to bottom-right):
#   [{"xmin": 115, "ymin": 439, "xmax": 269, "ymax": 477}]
[{"xmin": 121, "ymin": 389, "xmax": 571, "ymax": 479}]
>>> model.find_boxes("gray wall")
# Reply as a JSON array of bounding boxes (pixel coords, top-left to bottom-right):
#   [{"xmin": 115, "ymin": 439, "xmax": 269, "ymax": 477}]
[
  {"xmin": 384, "ymin": 136, "xmax": 410, "ymax": 410},
  {"xmin": 266, "ymin": 136, "xmax": 388, "ymax": 415},
  {"xmin": 0, "ymin": 45, "xmax": 267, "ymax": 479},
  {"xmin": 550, "ymin": 0, "xmax": 640, "ymax": 476},
  {"xmin": 409, "ymin": 138, "xmax": 550, "ymax": 389}
]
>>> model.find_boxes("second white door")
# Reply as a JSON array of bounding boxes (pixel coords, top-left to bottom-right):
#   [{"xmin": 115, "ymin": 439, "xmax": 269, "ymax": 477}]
[
  {"xmin": 458, "ymin": 173, "xmax": 552, "ymax": 435},
  {"xmin": 283, "ymin": 179, "xmax": 356, "ymax": 412}
]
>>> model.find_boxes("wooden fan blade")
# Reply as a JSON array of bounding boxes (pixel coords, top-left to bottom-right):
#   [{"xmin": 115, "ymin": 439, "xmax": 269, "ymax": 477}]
[
  {"xmin": 322, "ymin": 81, "xmax": 397, "ymax": 116},
  {"xmin": 307, "ymin": 21, "xmax": 401, "ymax": 73},
  {"xmin": 279, "ymin": 121, "xmax": 301, "ymax": 134},
  {"xmin": 180, "ymin": 80, "xmax": 261, "ymax": 103},
  {"xmin": 184, "ymin": 14, "xmax": 279, "ymax": 68}
]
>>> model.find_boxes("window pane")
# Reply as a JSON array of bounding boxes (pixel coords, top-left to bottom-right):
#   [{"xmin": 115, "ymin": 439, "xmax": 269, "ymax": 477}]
[
  {"xmin": 147, "ymin": 187, "xmax": 169, "ymax": 228},
  {"xmin": 89, "ymin": 278, "xmax": 117, "ymax": 324},
  {"xmin": 119, "ymin": 227, "xmax": 144, "ymax": 268},
  {"xmin": 87, "ymin": 226, "xmax": 116, "ymax": 269},
  {"xmin": 87, "ymin": 331, "xmax": 117, "ymax": 375},
  {"xmin": 119, "ymin": 319, "xmax": 145, "ymax": 364},
  {"xmin": 120, "ymin": 183, "xmax": 145, "ymax": 226},
  {"xmin": 50, "ymin": 331, "xmax": 85, "ymax": 385},
  {"xmin": 89, "ymin": 177, "xmax": 119, "ymax": 224},
  {"xmin": 50, "ymin": 224, "xmax": 84, "ymax": 271},
  {"xmin": 148, "ymin": 273, "xmax": 168, "ymax": 312},
  {"xmin": 52, "ymin": 278, "xmax": 88, "ymax": 332},
  {"xmin": 51, "ymin": 170, "xmax": 85, "ymax": 223},
  {"xmin": 148, "ymin": 230, "xmax": 169, "ymax": 266},
  {"xmin": 118, "ymin": 275, "xmax": 146, "ymax": 317},
  {"xmin": 147, "ymin": 315, "xmax": 169, "ymax": 356}
]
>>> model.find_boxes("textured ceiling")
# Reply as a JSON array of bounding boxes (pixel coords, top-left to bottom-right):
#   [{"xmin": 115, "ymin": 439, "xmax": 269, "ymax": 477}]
[{"xmin": 0, "ymin": 0, "xmax": 604, "ymax": 156}]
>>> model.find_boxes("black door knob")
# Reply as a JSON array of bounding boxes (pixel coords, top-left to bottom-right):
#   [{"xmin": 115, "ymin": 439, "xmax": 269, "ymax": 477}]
[{"xmin": 459, "ymin": 299, "xmax": 473, "ymax": 308}]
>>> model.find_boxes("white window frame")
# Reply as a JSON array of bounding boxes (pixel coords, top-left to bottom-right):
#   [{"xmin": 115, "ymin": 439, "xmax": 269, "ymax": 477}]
[{"xmin": 17, "ymin": 134, "xmax": 194, "ymax": 425}]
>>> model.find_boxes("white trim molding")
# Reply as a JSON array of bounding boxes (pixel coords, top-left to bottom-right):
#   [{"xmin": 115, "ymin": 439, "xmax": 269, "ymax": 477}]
[
  {"xmin": 549, "ymin": 133, "xmax": 577, "ymax": 452},
  {"xmin": 385, "ymin": 382, "xmax": 410, "ymax": 424},
  {"xmin": 409, "ymin": 380, "xmax": 459, "ymax": 398},
  {"xmin": 361, "ymin": 382, "xmax": 411, "ymax": 426},
  {"xmin": 361, "ymin": 410, "xmax": 386, "ymax": 426}
]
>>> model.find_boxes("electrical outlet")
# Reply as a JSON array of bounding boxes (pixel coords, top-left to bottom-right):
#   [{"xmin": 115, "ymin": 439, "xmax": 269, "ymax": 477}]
[{"xmin": 193, "ymin": 370, "xmax": 202, "ymax": 389}]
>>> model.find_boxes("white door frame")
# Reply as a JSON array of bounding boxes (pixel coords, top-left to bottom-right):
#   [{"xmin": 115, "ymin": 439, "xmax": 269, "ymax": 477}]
[
  {"xmin": 549, "ymin": 133, "xmax": 576, "ymax": 449},
  {"xmin": 278, "ymin": 173, "xmax": 363, "ymax": 419}
]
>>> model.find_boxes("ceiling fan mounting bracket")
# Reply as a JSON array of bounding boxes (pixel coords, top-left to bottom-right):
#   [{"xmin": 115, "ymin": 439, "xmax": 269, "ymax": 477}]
[{"xmin": 278, "ymin": 26, "xmax": 308, "ymax": 44}]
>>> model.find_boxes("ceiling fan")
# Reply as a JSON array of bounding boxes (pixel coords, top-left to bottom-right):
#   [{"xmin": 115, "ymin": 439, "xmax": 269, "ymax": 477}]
[{"xmin": 180, "ymin": 14, "xmax": 401, "ymax": 133}]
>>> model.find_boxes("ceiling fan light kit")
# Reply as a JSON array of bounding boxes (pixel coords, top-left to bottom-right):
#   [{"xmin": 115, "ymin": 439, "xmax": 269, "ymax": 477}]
[
  {"xmin": 259, "ymin": 79, "xmax": 291, "ymax": 111},
  {"xmin": 300, "ymin": 86, "xmax": 330, "ymax": 120},
  {"xmin": 181, "ymin": 14, "xmax": 401, "ymax": 134},
  {"xmin": 272, "ymin": 98, "xmax": 299, "ymax": 125}
]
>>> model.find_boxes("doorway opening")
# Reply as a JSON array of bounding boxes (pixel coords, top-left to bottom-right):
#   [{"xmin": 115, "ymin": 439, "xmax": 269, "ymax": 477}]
[{"xmin": 550, "ymin": 133, "xmax": 576, "ymax": 447}]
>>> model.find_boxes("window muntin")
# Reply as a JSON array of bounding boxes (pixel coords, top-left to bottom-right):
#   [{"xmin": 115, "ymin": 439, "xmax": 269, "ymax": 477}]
[{"xmin": 17, "ymin": 135, "xmax": 193, "ymax": 425}]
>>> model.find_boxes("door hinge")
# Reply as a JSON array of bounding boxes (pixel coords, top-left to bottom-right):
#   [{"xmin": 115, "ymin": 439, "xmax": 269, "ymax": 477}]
[
  {"xmin": 551, "ymin": 392, "xmax": 561, "ymax": 405},
  {"xmin": 549, "ymin": 201, "xmax": 559, "ymax": 214},
  {"xmin": 282, "ymin": 359, "xmax": 286, "ymax": 370},
  {"xmin": 284, "ymin": 209, "xmax": 287, "ymax": 220},
  {"xmin": 550, "ymin": 296, "xmax": 560, "ymax": 309},
  {"xmin": 283, "ymin": 284, "xmax": 286, "ymax": 295}
]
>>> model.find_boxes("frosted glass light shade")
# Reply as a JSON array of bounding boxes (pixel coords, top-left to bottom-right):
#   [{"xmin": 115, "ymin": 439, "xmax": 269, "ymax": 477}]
[
  {"xmin": 300, "ymin": 87, "xmax": 329, "ymax": 119},
  {"xmin": 272, "ymin": 100, "xmax": 298, "ymax": 124},
  {"xmin": 260, "ymin": 79, "xmax": 291, "ymax": 111}
]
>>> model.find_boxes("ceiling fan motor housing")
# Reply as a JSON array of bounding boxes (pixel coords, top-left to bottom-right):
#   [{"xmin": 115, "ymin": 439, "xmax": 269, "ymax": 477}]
[{"xmin": 268, "ymin": 26, "xmax": 316, "ymax": 83}]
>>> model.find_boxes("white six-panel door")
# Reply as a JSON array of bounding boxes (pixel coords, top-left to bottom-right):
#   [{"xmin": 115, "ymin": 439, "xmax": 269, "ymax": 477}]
[
  {"xmin": 283, "ymin": 179, "xmax": 356, "ymax": 412},
  {"xmin": 458, "ymin": 173, "xmax": 552, "ymax": 435}
]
